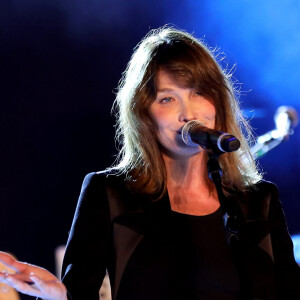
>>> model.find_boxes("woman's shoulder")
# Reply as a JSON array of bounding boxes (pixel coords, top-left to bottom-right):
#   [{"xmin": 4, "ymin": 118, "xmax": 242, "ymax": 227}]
[
  {"xmin": 250, "ymin": 179, "xmax": 279, "ymax": 197},
  {"xmin": 229, "ymin": 179, "xmax": 278, "ymax": 200},
  {"xmin": 81, "ymin": 169, "xmax": 127, "ymax": 189},
  {"xmin": 234, "ymin": 180, "xmax": 280, "ymax": 205},
  {"xmin": 76, "ymin": 170, "xmax": 129, "ymax": 209},
  {"xmin": 234, "ymin": 180, "xmax": 281, "ymax": 220}
]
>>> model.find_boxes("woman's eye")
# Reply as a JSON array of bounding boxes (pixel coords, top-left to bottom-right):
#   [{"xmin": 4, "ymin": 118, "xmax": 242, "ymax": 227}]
[
  {"xmin": 160, "ymin": 97, "xmax": 173, "ymax": 103},
  {"xmin": 195, "ymin": 91, "xmax": 203, "ymax": 96}
]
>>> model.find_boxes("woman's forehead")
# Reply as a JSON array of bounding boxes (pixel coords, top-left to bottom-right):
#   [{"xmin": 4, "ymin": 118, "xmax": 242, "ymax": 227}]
[{"xmin": 154, "ymin": 68, "xmax": 196, "ymax": 90}]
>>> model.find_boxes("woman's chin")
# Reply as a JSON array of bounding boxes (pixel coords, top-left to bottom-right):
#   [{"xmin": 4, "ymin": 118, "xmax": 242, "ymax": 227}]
[{"xmin": 161, "ymin": 145, "xmax": 203, "ymax": 160}]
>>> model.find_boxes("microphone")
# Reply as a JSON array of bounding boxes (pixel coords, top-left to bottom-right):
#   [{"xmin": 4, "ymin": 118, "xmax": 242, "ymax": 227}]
[
  {"xmin": 181, "ymin": 120, "xmax": 240, "ymax": 153},
  {"xmin": 274, "ymin": 106, "xmax": 298, "ymax": 135}
]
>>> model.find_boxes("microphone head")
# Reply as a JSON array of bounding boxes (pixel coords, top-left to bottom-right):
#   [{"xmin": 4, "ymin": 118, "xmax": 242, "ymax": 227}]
[
  {"xmin": 274, "ymin": 106, "xmax": 298, "ymax": 134},
  {"xmin": 181, "ymin": 120, "xmax": 204, "ymax": 147}
]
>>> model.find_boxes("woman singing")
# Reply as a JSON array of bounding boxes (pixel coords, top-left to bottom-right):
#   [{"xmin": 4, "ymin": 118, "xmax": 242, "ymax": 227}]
[{"xmin": 1, "ymin": 26, "xmax": 299, "ymax": 300}]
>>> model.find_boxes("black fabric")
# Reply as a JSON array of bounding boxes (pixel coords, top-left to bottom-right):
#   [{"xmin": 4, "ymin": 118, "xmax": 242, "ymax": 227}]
[
  {"xmin": 60, "ymin": 172, "xmax": 300, "ymax": 300},
  {"xmin": 117, "ymin": 202, "xmax": 239, "ymax": 300}
]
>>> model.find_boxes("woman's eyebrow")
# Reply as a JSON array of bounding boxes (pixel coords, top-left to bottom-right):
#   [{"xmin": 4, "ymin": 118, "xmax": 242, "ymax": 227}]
[{"xmin": 156, "ymin": 88, "xmax": 175, "ymax": 93}]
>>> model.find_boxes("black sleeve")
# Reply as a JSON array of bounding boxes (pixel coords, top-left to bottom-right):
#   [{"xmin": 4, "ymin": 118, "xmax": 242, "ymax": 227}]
[
  {"xmin": 268, "ymin": 183, "xmax": 300, "ymax": 299},
  {"xmin": 61, "ymin": 172, "xmax": 113, "ymax": 300}
]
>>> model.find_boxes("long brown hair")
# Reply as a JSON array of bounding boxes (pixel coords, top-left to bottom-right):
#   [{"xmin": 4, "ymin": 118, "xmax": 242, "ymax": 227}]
[{"xmin": 108, "ymin": 26, "xmax": 262, "ymax": 197}]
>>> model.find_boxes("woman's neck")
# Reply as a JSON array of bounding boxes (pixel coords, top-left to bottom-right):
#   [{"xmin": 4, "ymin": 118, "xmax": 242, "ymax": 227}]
[
  {"xmin": 162, "ymin": 151, "xmax": 220, "ymax": 215},
  {"xmin": 162, "ymin": 151, "xmax": 209, "ymax": 190}
]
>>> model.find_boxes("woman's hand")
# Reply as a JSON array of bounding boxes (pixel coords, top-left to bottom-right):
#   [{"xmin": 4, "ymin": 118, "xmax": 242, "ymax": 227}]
[{"xmin": 0, "ymin": 251, "xmax": 67, "ymax": 300}]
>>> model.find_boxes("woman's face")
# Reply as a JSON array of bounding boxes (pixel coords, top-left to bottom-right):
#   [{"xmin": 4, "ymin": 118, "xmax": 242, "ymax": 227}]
[{"xmin": 149, "ymin": 69, "xmax": 216, "ymax": 159}]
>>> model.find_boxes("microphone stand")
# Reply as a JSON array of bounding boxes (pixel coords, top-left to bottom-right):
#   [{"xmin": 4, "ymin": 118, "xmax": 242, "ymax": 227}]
[
  {"xmin": 207, "ymin": 153, "xmax": 251, "ymax": 297},
  {"xmin": 207, "ymin": 153, "xmax": 241, "ymax": 246}
]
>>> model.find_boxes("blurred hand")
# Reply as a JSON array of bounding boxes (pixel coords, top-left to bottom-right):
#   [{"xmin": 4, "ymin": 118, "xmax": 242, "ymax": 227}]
[{"xmin": 0, "ymin": 251, "xmax": 67, "ymax": 300}]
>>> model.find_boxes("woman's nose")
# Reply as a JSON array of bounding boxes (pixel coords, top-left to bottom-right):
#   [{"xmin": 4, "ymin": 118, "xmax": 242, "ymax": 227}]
[{"xmin": 178, "ymin": 100, "xmax": 197, "ymax": 122}]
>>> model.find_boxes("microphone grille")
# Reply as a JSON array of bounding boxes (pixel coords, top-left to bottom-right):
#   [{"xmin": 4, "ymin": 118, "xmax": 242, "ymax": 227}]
[
  {"xmin": 274, "ymin": 106, "xmax": 298, "ymax": 129},
  {"xmin": 181, "ymin": 120, "xmax": 204, "ymax": 146}
]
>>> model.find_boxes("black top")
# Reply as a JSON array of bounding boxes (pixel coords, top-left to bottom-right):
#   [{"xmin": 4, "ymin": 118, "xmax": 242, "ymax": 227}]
[
  {"xmin": 60, "ymin": 173, "xmax": 300, "ymax": 300},
  {"xmin": 117, "ymin": 197, "xmax": 240, "ymax": 300}
]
